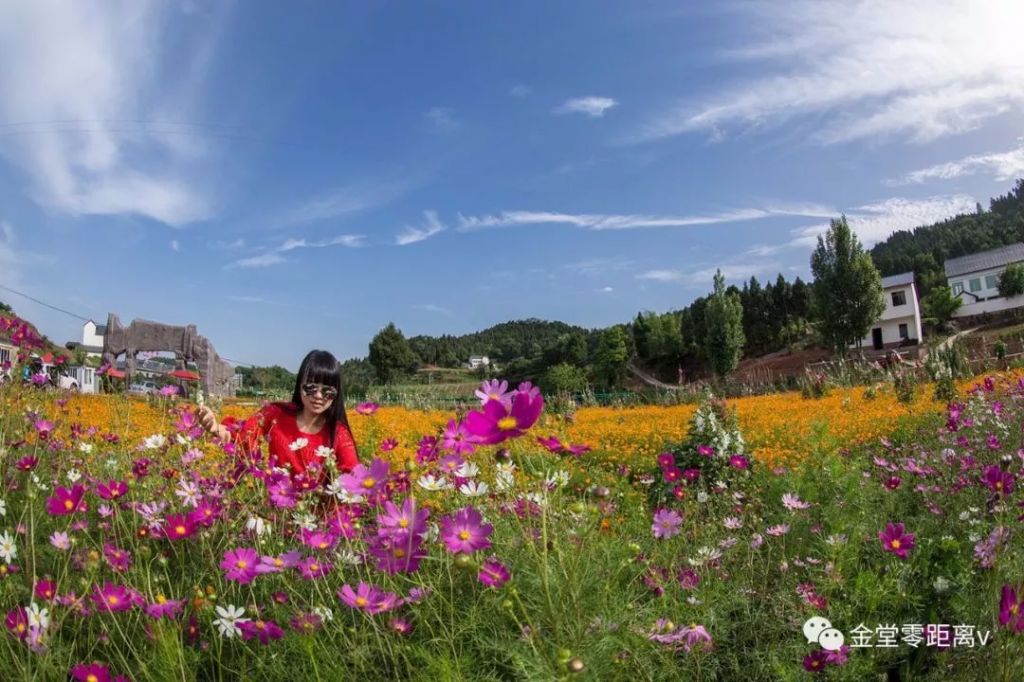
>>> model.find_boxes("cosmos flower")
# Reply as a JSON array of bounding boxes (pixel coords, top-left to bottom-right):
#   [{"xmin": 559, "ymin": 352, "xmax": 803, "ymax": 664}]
[
  {"xmin": 651, "ymin": 509, "xmax": 683, "ymax": 539},
  {"xmin": 439, "ymin": 506, "xmax": 493, "ymax": 554},
  {"xmin": 879, "ymin": 522, "xmax": 915, "ymax": 560}
]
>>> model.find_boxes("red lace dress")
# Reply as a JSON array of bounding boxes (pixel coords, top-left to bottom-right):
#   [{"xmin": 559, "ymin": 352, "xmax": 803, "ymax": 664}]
[{"xmin": 221, "ymin": 401, "xmax": 358, "ymax": 477}]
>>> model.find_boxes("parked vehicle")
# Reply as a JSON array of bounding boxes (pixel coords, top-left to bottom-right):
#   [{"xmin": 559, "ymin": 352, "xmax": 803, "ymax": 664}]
[{"xmin": 128, "ymin": 381, "xmax": 159, "ymax": 395}]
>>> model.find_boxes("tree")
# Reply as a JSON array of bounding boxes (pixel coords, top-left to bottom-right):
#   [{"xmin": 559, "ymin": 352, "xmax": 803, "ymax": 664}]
[
  {"xmin": 703, "ymin": 270, "xmax": 745, "ymax": 377},
  {"xmin": 368, "ymin": 323, "xmax": 420, "ymax": 384},
  {"xmin": 594, "ymin": 326, "xmax": 629, "ymax": 388},
  {"xmin": 998, "ymin": 263, "xmax": 1024, "ymax": 298},
  {"xmin": 544, "ymin": 362, "xmax": 588, "ymax": 393},
  {"xmin": 810, "ymin": 216, "xmax": 885, "ymax": 354},
  {"xmin": 921, "ymin": 285, "xmax": 961, "ymax": 330}
]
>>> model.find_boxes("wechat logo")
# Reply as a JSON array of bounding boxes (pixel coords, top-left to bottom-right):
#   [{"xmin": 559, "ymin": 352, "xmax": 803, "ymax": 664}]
[{"xmin": 803, "ymin": 617, "xmax": 845, "ymax": 651}]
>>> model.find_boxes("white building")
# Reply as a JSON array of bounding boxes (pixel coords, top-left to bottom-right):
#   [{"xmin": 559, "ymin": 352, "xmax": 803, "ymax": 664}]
[
  {"xmin": 0, "ymin": 340, "xmax": 15, "ymax": 380},
  {"xmin": 467, "ymin": 355, "xmax": 490, "ymax": 369},
  {"xmin": 67, "ymin": 320, "xmax": 106, "ymax": 360},
  {"xmin": 945, "ymin": 243, "xmax": 1024, "ymax": 318},
  {"xmin": 852, "ymin": 272, "xmax": 923, "ymax": 351}
]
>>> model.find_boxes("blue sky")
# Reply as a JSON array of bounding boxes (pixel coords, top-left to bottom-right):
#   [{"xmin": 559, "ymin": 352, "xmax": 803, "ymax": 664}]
[{"xmin": 1, "ymin": 1, "xmax": 1022, "ymax": 369}]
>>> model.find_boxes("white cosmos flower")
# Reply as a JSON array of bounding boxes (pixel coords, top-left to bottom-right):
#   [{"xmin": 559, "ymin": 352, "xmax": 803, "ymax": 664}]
[
  {"xmin": 459, "ymin": 480, "xmax": 490, "ymax": 497},
  {"xmin": 0, "ymin": 499, "xmax": 6, "ymax": 517},
  {"xmin": 334, "ymin": 549, "xmax": 363, "ymax": 566},
  {"xmin": 78, "ymin": 442, "xmax": 93, "ymax": 454},
  {"xmin": 66, "ymin": 469, "xmax": 82, "ymax": 483},
  {"xmin": 214, "ymin": 604, "xmax": 248, "ymax": 639},
  {"xmin": 417, "ymin": 474, "xmax": 449, "ymax": 491},
  {"xmin": 288, "ymin": 438, "xmax": 309, "ymax": 451},
  {"xmin": 545, "ymin": 470, "xmax": 569, "ymax": 488},
  {"xmin": 142, "ymin": 434, "xmax": 167, "ymax": 450},
  {"xmin": 455, "ymin": 462, "xmax": 479, "ymax": 478},
  {"xmin": 495, "ymin": 470, "xmax": 515, "ymax": 492},
  {"xmin": 315, "ymin": 445, "xmax": 334, "ymax": 459},
  {"xmin": 245, "ymin": 516, "xmax": 270, "ymax": 537},
  {"xmin": 26, "ymin": 603, "xmax": 49, "ymax": 630},
  {"xmin": 312, "ymin": 606, "xmax": 334, "ymax": 622},
  {"xmin": 0, "ymin": 531, "xmax": 16, "ymax": 564},
  {"xmin": 696, "ymin": 491, "xmax": 709, "ymax": 504},
  {"xmin": 292, "ymin": 512, "xmax": 317, "ymax": 531}
]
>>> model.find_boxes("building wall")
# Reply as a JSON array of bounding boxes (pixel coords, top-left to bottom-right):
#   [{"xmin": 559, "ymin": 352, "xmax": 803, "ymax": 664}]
[
  {"xmin": 947, "ymin": 263, "xmax": 1024, "ymax": 318},
  {"xmin": 82, "ymin": 322, "xmax": 104, "ymax": 348},
  {"xmin": 850, "ymin": 282, "xmax": 923, "ymax": 349}
]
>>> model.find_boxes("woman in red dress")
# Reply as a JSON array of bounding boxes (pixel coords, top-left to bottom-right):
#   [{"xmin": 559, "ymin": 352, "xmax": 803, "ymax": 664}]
[{"xmin": 196, "ymin": 349, "xmax": 359, "ymax": 479}]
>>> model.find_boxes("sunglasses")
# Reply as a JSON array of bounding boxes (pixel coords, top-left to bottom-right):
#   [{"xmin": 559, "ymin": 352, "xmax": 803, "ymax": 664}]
[{"xmin": 301, "ymin": 383, "xmax": 338, "ymax": 400}]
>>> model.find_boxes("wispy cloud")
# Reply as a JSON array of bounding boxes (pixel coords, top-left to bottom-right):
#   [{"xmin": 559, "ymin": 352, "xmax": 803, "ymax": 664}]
[
  {"xmin": 888, "ymin": 141, "xmax": 1024, "ymax": 185},
  {"xmin": 0, "ymin": 2, "xmax": 228, "ymax": 225},
  {"xmin": 425, "ymin": 107, "xmax": 458, "ymax": 133},
  {"xmin": 225, "ymin": 253, "xmax": 286, "ymax": 269},
  {"xmin": 209, "ymin": 238, "xmax": 245, "ymax": 250},
  {"xmin": 169, "ymin": 240, "xmax": 180, "ymax": 252},
  {"xmin": 637, "ymin": 260, "xmax": 783, "ymax": 287},
  {"xmin": 554, "ymin": 96, "xmax": 618, "ymax": 118},
  {"xmin": 562, "ymin": 256, "xmax": 634, "ymax": 276},
  {"xmin": 509, "ymin": 84, "xmax": 531, "ymax": 98},
  {"xmin": 283, "ymin": 179, "xmax": 415, "ymax": 227},
  {"xmin": 278, "ymin": 234, "xmax": 365, "ymax": 251},
  {"xmin": 788, "ymin": 194, "xmax": 978, "ymax": 248},
  {"xmin": 630, "ymin": 1, "xmax": 1024, "ymax": 145},
  {"xmin": 597, "ymin": 286, "xmax": 614, "ymax": 293},
  {"xmin": 396, "ymin": 210, "xmax": 445, "ymax": 245},
  {"xmin": 457, "ymin": 204, "xmax": 835, "ymax": 232},
  {"xmin": 413, "ymin": 303, "xmax": 454, "ymax": 317},
  {"xmin": 224, "ymin": 294, "xmax": 275, "ymax": 304}
]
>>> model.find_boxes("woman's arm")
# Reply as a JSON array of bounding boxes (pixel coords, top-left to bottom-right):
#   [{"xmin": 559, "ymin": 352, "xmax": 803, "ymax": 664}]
[{"xmin": 334, "ymin": 424, "xmax": 359, "ymax": 472}]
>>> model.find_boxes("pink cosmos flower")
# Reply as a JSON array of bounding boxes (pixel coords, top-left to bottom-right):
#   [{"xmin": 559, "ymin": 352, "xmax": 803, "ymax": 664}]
[
  {"xmin": 339, "ymin": 458, "xmax": 389, "ymax": 497},
  {"xmin": 220, "ymin": 547, "xmax": 260, "ymax": 584},
  {"xmin": 463, "ymin": 384, "xmax": 544, "ymax": 445},
  {"xmin": 46, "ymin": 484, "xmax": 86, "ymax": 516},
  {"xmin": 296, "ymin": 556, "xmax": 332, "ymax": 580},
  {"xmin": 439, "ymin": 506, "xmax": 493, "ymax": 554},
  {"xmin": 145, "ymin": 596, "xmax": 184, "ymax": 620},
  {"xmin": 475, "ymin": 379, "xmax": 512, "ymax": 408},
  {"xmin": 34, "ymin": 578, "xmax": 57, "ymax": 602},
  {"xmin": 999, "ymin": 585, "xmax": 1024, "ymax": 632},
  {"xmin": 379, "ymin": 438, "xmax": 399, "ymax": 452},
  {"xmin": 656, "ymin": 452, "xmax": 675, "ymax": 468},
  {"xmin": 92, "ymin": 583, "xmax": 133, "ymax": 613},
  {"xmin": 478, "ymin": 558, "xmax": 511, "ymax": 588},
  {"xmin": 239, "ymin": 619, "xmax": 284, "ymax": 645},
  {"xmin": 651, "ymin": 509, "xmax": 683, "ymax": 539},
  {"xmin": 438, "ymin": 454, "xmax": 465, "ymax": 475},
  {"xmin": 290, "ymin": 612, "xmax": 323, "ymax": 634},
  {"xmin": 5, "ymin": 607, "xmax": 28, "ymax": 640},
  {"xmin": 16, "ymin": 456, "xmax": 38, "ymax": 471},
  {"xmin": 781, "ymin": 493, "xmax": 810, "ymax": 510},
  {"xmin": 162, "ymin": 514, "xmax": 196, "ymax": 542},
  {"xmin": 390, "ymin": 617, "xmax": 414, "ymax": 635},
  {"xmin": 696, "ymin": 444, "xmax": 715, "ymax": 457},
  {"xmin": 33, "ymin": 419, "xmax": 54, "ymax": 437},
  {"xmin": 96, "ymin": 480, "xmax": 128, "ymax": 500},
  {"xmin": 49, "ymin": 531, "xmax": 71, "ymax": 551},
  {"xmin": 680, "ymin": 623, "xmax": 713, "ymax": 652},
  {"xmin": 338, "ymin": 582, "xmax": 403, "ymax": 614},
  {"xmin": 728, "ymin": 455, "xmax": 750, "ymax": 469},
  {"xmin": 104, "ymin": 544, "xmax": 132, "ymax": 573},
  {"xmin": 300, "ymin": 529, "xmax": 338, "ymax": 552},
  {"xmin": 258, "ymin": 551, "xmax": 302, "ymax": 574},
  {"xmin": 368, "ymin": 530, "xmax": 426, "ymax": 574},
  {"xmin": 982, "ymin": 465, "xmax": 1014, "ymax": 496},
  {"xmin": 377, "ymin": 497, "xmax": 430, "ymax": 538},
  {"xmin": 765, "ymin": 524, "xmax": 789, "ymax": 537},
  {"xmin": 879, "ymin": 522, "xmax": 915, "ymax": 560},
  {"xmin": 662, "ymin": 466, "xmax": 683, "ymax": 483},
  {"xmin": 71, "ymin": 663, "xmax": 112, "ymax": 682},
  {"xmin": 188, "ymin": 500, "xmax": 221, "ymax": 528},
  {"xmin": 443, "ymin": 420, "xmax": 477, "ymax": 455},
  {"xmin": 355, "ymin": 402, "xmax": 379, "ymax": 416}
]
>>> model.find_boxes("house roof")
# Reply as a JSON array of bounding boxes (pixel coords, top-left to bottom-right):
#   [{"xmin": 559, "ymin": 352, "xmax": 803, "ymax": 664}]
[
  {"xmin": 880, "ymin": 272, "xmax": 915, "ymax": 289},
  {"xmin": 945, "ymin": 243, "xmax": 1024, "ymax": 278}
]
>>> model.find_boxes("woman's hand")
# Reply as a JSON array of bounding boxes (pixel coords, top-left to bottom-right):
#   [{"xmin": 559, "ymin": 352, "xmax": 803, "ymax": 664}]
[{"xmin": 196, "ymin": 405, "xmax": 229, "ymax": 440}]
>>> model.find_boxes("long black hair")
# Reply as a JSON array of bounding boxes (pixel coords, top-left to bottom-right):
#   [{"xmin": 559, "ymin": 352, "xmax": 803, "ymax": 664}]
[{"xmin": 288, "ymin": 349, "xmax": 352, "ymax": 448}]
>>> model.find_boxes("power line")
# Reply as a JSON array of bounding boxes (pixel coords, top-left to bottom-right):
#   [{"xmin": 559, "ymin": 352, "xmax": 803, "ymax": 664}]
[{"xmin": 0, "ymin": 282, "xmax": 259, "ymax": 368}]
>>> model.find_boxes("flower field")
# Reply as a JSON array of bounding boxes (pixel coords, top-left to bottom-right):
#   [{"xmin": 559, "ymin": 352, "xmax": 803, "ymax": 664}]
[{"xmin": 1, "ymin": 372, "xmax": 1023, "ymax": 680}]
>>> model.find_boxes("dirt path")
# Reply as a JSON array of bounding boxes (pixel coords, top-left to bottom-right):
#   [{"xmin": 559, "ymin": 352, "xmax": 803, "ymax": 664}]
[{"xmin": 626, "ymin": 362, "xmax": 686, "ymax": 390}]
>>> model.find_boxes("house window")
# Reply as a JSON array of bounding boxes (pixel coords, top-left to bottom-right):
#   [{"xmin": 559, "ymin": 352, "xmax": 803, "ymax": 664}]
[
  {"xmin": 952, "ymin": 281, "xmax": 964, "ymax": 294},
  {"xmin": 986, "ymin": 274, "xmax": 999, "ymax": 290},
  {"xmin": 969, "ymin": 278, "xmax": 982, "ymax": 292},
  {"xmin": 891, "ymin": 290, "xmax": 907, "ymax": 306},
  {"xmin": 899, "ymin": 323, "xmax": 909, "ymax": 340}
]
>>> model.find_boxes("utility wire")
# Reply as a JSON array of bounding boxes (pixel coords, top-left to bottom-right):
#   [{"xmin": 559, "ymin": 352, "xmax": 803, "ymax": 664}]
[{"xmin": 0, "ymin": 282, "xmax": 258, "ymax": 368}]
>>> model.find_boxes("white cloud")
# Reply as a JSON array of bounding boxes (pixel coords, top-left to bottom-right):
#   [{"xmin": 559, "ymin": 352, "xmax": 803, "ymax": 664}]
[
  {"xmin": 457, "ymin": 204, "xmax": 835, "ymax": 232},
  {"xmin": 788, "ymin": 194, "xmax": 978, "ymax": 248},
  {"xmin": 425, "ymin": 107, "xmax": 458, "ymax": 133},
  {"xmin": 637, "ymin": 261, "xmax": 782, "ymax": 287},
  {"xmin": 224, "ymin": 295, "xmax": 271, "ymax": 304},
  {"xmin": 509, "ymin": 84, "xmax": 531, "ymax": 97},
  {"xmin": 598, "ymin": 286, "xmax": 614, "ymax": 293},
  {"xmin": 562, "ymin": 256, "xmax": 634, "ymax": 276},
  {"xmin": 413, "ymin": 303, "xmax": 454, "ymax": 317},
  {"xmin": 888, "ymin": 142, "xmax": 1024, "ymax": 185},
  {"xmin": 278, "ymin": 234, "xmax": 364, "ymax": 251},
  {"xmin": 554, "ymin": 96, "xmax": 618, "ymax": 118},
  {"xmin": 209, "ymin": 238, "xmax": 245, "ymax": 250},
  {"xmin": 0, "ymin": 2, "xmax": 226, "ymax": 225},
  {"xmin": 396, "ymin": 210, "xmax": 445, "ymax": 245},
  {"xmin": 630, "ymin": 0, "xmax": 1024, "ymax": 145},
  {"xmin": 283, "ymin": 180, "xmax": 414, "ymax": 226},
  {"xmin": 225, "ymin": 253, "xmax": 286, "ymax": 269},
  {"xmin": 169, "ymin": 239, "xmax": 179, "ymax": 252}
]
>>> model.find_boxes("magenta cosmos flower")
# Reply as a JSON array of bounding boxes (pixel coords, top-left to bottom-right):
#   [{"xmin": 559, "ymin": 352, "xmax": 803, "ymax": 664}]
[
  {"xmin": 71, "ymin": 663, "xmax": 112, "ymax": 682},
  {"xmin": 92, "ymin": 582, "xmax": 133, "ymax": 613},
  {"xmin": 339, "ymin": 458, "xmax": 389, "ymax": 497},
  {"xmin": 680, "ymin": 623, "xmax": 713, "ymax": 652},
  {"xmin": 220, "ymin": 547, "xmax": 260, "ymax": 584},
  {"xmin": 879, "ymin": 522, "xmax": 915, "ymax": 560},
  {"xmin": 463, "ymin": 385, "xmax": 544, "ymax": 445},
  {"xmin": 46, "ymin": 484, "xmax": 86, "ymax": 516},
  {"xmin": 443, "ymin": 420, "xmax": 477, "ymax": 455},
  {"xmin": 377, "ymin": 497, "xmax": 429, "ymax": 538},
  {"xmin": 239, "ymin": 619, "xmax": 285, "ymax": 645},
  {"xmin": 651, "ymin": 509, "xmax": 683, "ymax": 539},
  {"xmin": 337, "ymin": 582, "xmax": 403, "ymax": 614},
  {"xmin": 475, "ymin": 379, "xmax": 512, "ymax": 408},
  {"xmin": 355, "ymin": 402, "xmax": 379, "ymax": 415},
  {"xmin": 439, "ymin": 506, "xmax": 493, "ymax": 553},
  {"xmin": 145, "ymin": 596, "xmax": 184, "ymax": 620},
  {"xmin": 982, "ymin": 465, "xmax": 1014, "ymax": 496},
  {"xmin": 96, "ymin": 480, "xmax": 128, "ymax": 501},
  {"xmin": 999, "ymin": 585, "xmax": 1024, "ymax": 632},
  {"xmin": 162, "ymin": 514, "xmax": 196, "ymax": 542},
  {"xmin": 478, "ymin": 558, "xmax": 511, "ymax": 588}
]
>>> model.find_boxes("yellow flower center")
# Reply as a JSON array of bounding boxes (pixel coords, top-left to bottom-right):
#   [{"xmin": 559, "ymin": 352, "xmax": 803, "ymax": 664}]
[
  {"xmin": 394, "ymin": 548, "xmax": 406, "ymax": 558},
  {"xmin": 107, "ymin": 595, "xmax": 119, "ymax": 606},
  {"xmin": 497, "ymin": 416, "xmax": 518, "ymax": 431},
  {"xmin": 256, "ymin": 621, "xmax": 265, "ymax": 630},
  {"xmin": 996, "ymin": 481, "xmax": 1003, "ymax": 490},
  {"xmin": 87, "ymin": 676, "xmax": 99, "ymax": 682},
  {"xmin": 274, "ymin": 559, "xmax": 283, "ymax": 567},
  {"xmin": 399, "ymin": 519, "xmax": 409, "ymax": 528},
  {"xmin": 236, "ymin": 560, "xmax": 247, "ymax": 569},
  {"xmin": 891, "ymin": 540, "xmax": 901, "ymax": 549},
  {"xmin": 157, "ymin": 595, "xmax": 166, "ymax": 604},
  {"xmin": 355, "ymin": 596, "xmax": 367, "ymax": 606},
  {"xmin": 318, "ymin": 542, "xmax": 328, "ymax": 549},
  {"xmin": 64, "ymin": 499, "xmax": 74, "ymax": 511},
  {"xmin": 362, "ymin": 477, "xmax": 376, "ymax": 489},
  {"xmin": 16, "ymin": 623, "xmax": 25, "ymax": 633},
  {"xmin": 175, "ymin": 525, "xmax": 187, "ymax": 535},
  {"xmin": 309, "ymin": 564, "xmax": 319, "ymax": 572},
  {"xmin": 458, "ymin": 530, "xmax": 471, "ymax": 540}
]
